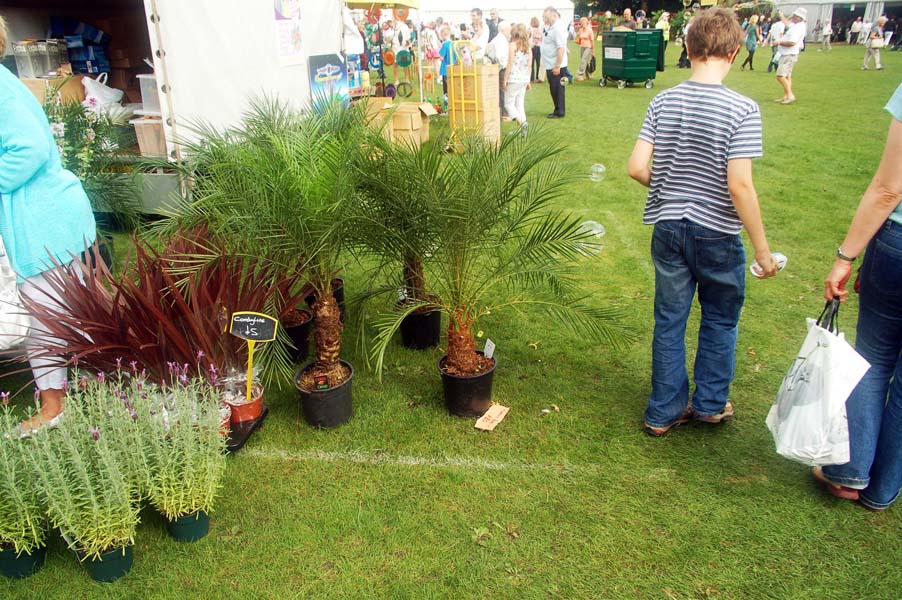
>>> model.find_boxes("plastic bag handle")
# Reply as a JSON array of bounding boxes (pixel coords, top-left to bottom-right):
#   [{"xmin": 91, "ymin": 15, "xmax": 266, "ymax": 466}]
[
  {"xmin": 96, "ymin": 72, "xmax": 108, "ymax": 85},
  {"xmin": 816, "ymin": 298, "xmax": 841, "ymax": 334}
]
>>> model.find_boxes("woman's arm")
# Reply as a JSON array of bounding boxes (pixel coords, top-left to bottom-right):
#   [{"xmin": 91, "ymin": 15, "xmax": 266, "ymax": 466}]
[
  {"xmin": 0, "ymin": 99, "xmax": 51, "ymax": 195},
  {"xmin": 825, "ymin": 117, "xmax": 902, "ymax": 300}
]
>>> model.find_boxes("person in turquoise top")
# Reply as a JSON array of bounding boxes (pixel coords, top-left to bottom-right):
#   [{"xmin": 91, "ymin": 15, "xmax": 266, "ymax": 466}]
[
  {"xmin": 0, "ymin": 16, "xmax": 96, "ymax": 432},
  {"xmin": 740, "ymin": 15, "xmax": 762, "ymax": 71},
  {"xmin": 813, "ymin": 83, "xmax": 902, "ymax": 511}
]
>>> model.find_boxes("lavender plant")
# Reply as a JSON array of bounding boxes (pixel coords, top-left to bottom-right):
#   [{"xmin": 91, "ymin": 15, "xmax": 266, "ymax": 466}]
[{"xmin": 0, "ymin": 399, "xmax": 46, "ymax": 556}]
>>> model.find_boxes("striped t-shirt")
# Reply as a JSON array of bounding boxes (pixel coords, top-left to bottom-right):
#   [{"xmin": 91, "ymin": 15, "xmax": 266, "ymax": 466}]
[{"xmin": 638, "ymin": 80, "xmax": 763, "ymax": 235}]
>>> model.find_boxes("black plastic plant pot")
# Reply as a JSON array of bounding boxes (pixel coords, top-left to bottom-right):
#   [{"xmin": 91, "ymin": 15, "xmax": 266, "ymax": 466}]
[
  {"xmin": 166, "ymin": 511, "xmax": 210, "ymax": 543},
  {"xmin": 82, "ymin": 544, "xmax": 133, "ymax": 583},
  {"xmin": 295, "ymin": 360, "xmax": 354, "ymax": 428},
  {"xmin": 0, "ymin": 545, "xmax": 46, "ymax": 579},
  {"xmin": 305, "ymin": 278, "xmax": 346, "ymax": 323},
  {"xmin": 283, "ymin": 310, "xmax": 313, "ymax": 363},
  {"xmin": 438, "ymin": 352, "xmax": 497, "ymax": 417},
  {"xmin": 400, "ymin": 307, "xmax": 441, "ymax": 350}
]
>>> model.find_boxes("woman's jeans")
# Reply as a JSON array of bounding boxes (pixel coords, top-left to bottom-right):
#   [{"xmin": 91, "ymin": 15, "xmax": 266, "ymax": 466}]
[
  {"xmin": 644, "ymin": 220, "xmax": 746, "ymax": 427},
  {"xmin": 823, "ymin": 221, "xmax": 902, "ymax": 509}
]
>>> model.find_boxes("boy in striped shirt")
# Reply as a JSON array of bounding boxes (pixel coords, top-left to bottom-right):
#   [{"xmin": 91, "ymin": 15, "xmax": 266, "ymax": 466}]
[{"xmin": 627, "ymin": 7, "xmax": 779, "ymax": 437}]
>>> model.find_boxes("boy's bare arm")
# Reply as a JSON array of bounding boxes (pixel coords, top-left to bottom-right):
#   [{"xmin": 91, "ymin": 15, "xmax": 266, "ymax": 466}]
[
  {"xmin": 628, "ymin": 139, "xmax": 654, "ymax": 187},
  {"xmin": 727, "ymin": 158, "xmax": 777, "ymax": 277}
]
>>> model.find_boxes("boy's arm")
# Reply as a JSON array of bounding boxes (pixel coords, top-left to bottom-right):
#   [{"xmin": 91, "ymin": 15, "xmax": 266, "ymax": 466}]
[
  {"xmin": 727, "ymin": 158, "xmax": 777, "ymax": 277},
  {"xmin": 627, "ymin": 140, "xmax": 653, "ymax": 187}
]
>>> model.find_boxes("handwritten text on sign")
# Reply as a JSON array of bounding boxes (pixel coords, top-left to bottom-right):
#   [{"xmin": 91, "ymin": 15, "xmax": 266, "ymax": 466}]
[{"xmin": 229, "ymin": 312, "xmax": 278, "ymax": 342}]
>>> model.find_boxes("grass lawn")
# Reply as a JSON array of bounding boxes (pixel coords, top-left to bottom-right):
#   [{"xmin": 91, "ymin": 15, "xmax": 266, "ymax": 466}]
[{"xmin": 3, "ymin": 44, "xmax": 902, "ymax": 599}]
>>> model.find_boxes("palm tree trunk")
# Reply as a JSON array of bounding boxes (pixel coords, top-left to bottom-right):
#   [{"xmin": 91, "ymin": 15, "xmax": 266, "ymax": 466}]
[
  {"xmin": 307, "ymin": 292, "xmax": 347, "ymax": 386},
  {"xmin": 403, "ymin": 256, "xmax": 426, "ymax": 301},
  {"xmin": 444, "ymin": 308, "xmax": 479, "ymax": 375}
]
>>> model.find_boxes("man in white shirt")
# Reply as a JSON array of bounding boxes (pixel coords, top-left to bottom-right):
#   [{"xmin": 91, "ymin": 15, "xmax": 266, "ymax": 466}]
[
  {"xmin": 470, "ymin": 8, "xmax": 490, "ymax": 60},
  {"xmin": 850, "ymin": 17, "xmax": 862, "ymax": 44},
  {"xmin": 775, "ymin": 8, "xmax": 807, "ymax": 104},
  {"xmin": 766, "ymin": 12, "xmax": 785, "ymax": 73},
  {"xmin": 488, "ymin": 21, "xmax": 511, "ymax": 118},
  {"xmin": 541, "ymin": 6, "xmax": 568, "ymax": 118}
]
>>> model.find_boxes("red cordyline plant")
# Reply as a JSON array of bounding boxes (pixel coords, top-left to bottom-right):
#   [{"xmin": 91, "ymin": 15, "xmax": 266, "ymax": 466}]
[{"xmin": 15, "ymin": 229, "xmax": 308, "ymax": 386}]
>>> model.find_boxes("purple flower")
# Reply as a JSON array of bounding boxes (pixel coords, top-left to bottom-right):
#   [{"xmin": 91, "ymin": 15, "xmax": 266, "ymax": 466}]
[
  {"xmin": 129, "ymin": 360, "xmax": 138, "ymax": 373},
  {"xmin": 167, "ymin": 361, "xmax": 177, "ymax": 375},
  {"xmin": 129, "ymin": 409, "xmax": 138, "ymax": 422},
  {"xmin": 97, "ymin": 371, "xmax": 105, "ymax": 384},
  {"xmin": 136, "ymin": 380, "xmax": 144, "ymax": 391},
  {"xmin": 115, "ymin": 357, "xmax": 122, "ymax": 370},
  {"xmin": 178, "ymin": 372, "xmax": 189, "ymax": 385},
  {"xmin": 89, "ymin": 426, "xmax": 100, "ymax": 441},
  {"xmin": 34, "ymin": 388, "xmax": 40, "ymax": 402},
  {"xmin": 86, "ymin": 96, "xmax": 98, "ymax": 107},
  {"xmin": 196, "ymin": 350, "xmax": 205, "ymax": 362},
  {"xmin": 0, "ymin": 392, "xmax": 9, "ymax": 407}
]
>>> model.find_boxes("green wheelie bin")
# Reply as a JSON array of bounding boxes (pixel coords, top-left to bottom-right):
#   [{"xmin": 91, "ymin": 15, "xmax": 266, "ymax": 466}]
[{"xmin": 599, "ymin": 29, "xmax": 664, "ymax": 89}]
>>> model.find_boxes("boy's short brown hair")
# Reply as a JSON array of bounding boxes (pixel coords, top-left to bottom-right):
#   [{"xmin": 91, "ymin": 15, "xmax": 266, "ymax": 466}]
[{"xmin": 686, "ymin": 8, "xmax": 743, "ymax": 61}]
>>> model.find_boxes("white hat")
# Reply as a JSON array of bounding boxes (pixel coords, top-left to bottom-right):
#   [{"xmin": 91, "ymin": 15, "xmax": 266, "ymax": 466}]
[{"xmin": 792, "ymin": 7, "xmax": 807, "ymax": 20}]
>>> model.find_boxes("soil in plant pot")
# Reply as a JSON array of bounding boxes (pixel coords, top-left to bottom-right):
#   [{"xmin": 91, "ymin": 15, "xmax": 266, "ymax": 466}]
[
  {"xmin": 282, "ymin": 308, "xmax": 313, "ymax": 362},
  {"xmin": 0, "ymin": 543, "xmax": 46, "ymax": 579},
  {"xmin": 295, "ymin": 360, "xmax": 354, "ymax": 428}
]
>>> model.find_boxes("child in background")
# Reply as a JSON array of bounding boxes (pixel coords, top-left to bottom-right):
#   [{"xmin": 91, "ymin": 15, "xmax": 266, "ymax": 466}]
[
  {"xmin": 503, "ymin": 23, "xmax": 533, "ymax": 136},
  {"xmin": 438, "ymin": 25, "xmax": 454, "ymax": 98},
  {"xmin": 627, "ymin": 7, "xmax": 778, "ymax": 436}
]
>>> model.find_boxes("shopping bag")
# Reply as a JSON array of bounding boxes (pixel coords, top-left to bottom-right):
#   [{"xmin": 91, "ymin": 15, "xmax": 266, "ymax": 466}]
[
  {"xmin": 0, "ymin": 237, "xmax": 29, "ymax": 350},
  {"xmin": 765, "ymin": 299, "xmax": 870, "ymax": 466},
  {"xmin": 81, "ymin": 73, "xmax": 124, "ymax": 113}
]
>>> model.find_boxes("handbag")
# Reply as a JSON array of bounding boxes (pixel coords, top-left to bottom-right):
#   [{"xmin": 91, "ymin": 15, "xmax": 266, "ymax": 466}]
[
  {"xmin": 765, "ymin": 300, "xmax": 870, "ymax": 466},
  {"xmin": 870, "ymin": 36, "xmax": 885, "ymax": 49},
  {"xmin": 587, "ymin": 55, "xmax": 597, "ymax": 75},
  {"xmin": 0, "ymin": 237, "xmax": 30, "ymax": 351}
]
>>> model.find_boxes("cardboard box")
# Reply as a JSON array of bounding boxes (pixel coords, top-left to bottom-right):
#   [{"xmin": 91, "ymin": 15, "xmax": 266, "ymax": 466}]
[
  {"xmin": 21, "ymin": 75, "xmax": 86, "ymax": 104},
  {"xmin": 449, "ymin": 106, "xmax": 501, "ymax": 144},
  {"xmin": 363, "ymin": 98, "xmax": 438, "ymax": 147},
  {"xmin": 446, "ymin": 64, "xmax": 500, "ymax": 107},
  {"xmin": 129, "ymin": 116, "xmax": 166, "ymax": 157}
]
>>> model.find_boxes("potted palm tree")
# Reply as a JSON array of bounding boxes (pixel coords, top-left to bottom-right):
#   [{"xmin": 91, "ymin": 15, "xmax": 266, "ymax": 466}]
[
  {"xmin": 139, "ymin": 372, "xmax": 227, "ymax": 542},
  {"xmin": 0, "ymin": 404, "xmax": 47, "ymax": 579},
  {"xmin": 354, "ymin": 135, "xmax": 444, "ymax": 350},
  {"xmin": 27, "ymin": 374, "xmax": 141, "ymax": 582},
  {"xmin": 368, "ymin": 133, "xmax": 632, "ymax": 416},
  {"xmin": 157, "ymin": 98, "xmax": 366, "ymax": 428}
]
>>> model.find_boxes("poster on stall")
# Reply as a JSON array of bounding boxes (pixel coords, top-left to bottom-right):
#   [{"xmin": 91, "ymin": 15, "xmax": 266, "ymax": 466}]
[
  {"xmin": 308, "ymin": 53, "xmax": 350, "ymax": 105},
  {"xmin": 274, "ymin": 0, "xmax": 304, "ymax": 66}
]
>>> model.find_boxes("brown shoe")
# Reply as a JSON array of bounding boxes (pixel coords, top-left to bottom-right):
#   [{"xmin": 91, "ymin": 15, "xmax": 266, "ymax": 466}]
[
  {"xmin": 694, "ymin": 401, "xmax": 734, "ymax": 424},
  {"xmin": 644, "ymin": 406, "xmax": 693, "ymax": 437}
]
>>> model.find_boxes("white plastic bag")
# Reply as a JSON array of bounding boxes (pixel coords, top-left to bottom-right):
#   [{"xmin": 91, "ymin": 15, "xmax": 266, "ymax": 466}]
[
  {"xmin": 766, "ymin": 300, "xmax": 870, "ymax": 466},
  {"xmin": 81, "ymin": 73, "xmax": 124, "ymax": 113},
  {"xmin": 0, "ymin": 238, "xmax": 30, "ymax": 350}
]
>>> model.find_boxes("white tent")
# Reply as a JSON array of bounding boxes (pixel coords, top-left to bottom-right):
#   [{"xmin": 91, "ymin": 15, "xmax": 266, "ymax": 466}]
[
  {"xmin": 416, "ymin": 0, "xmax": 574, "ymax": 29},
  {"xmin": 775, "ymin": 0, "xmax": 897, "ymax": 40},
  {"xmin": 143, "ymin": 0, "xmax": 345, "ymax": 159}
]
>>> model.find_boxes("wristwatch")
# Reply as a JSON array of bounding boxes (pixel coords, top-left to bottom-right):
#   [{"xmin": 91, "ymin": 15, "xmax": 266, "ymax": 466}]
[{"xmin": 837, "ymin": 247, "xmax": 857, "ymax": 262}]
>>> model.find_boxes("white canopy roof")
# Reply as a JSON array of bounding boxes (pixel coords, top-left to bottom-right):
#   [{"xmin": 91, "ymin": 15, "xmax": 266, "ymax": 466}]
[{"xmin": 415, "ymin": 0, "xmax": 574, "ymax": 27}]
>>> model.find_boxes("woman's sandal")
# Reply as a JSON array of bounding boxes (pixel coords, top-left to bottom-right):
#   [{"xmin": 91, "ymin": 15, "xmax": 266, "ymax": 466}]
[{"xmin": 812, "ymin": 466, "xmax": 860, "ymax": 501}]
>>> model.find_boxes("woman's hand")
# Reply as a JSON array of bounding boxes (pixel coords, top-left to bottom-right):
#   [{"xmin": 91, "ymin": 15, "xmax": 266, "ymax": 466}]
[
  {"xmin": 526, "ymin": 82, "xmax": 531, "ymax": 91},
  {"xmin": 502, "ymin": 81, "xmax": 508, "ymax": 91},
  {"xmin": 824, "ymin": 258, "xmax": 854, "ymax": 301}
]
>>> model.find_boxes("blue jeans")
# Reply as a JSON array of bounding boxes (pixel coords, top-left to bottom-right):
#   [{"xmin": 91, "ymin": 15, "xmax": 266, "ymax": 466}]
[
  {"xmin": 822, "ymin": 221, "xmax": 902, "ymax": 509},
  {"xmin": 645, "ymin": 220, "xmax": 746, "ymax": 428}
]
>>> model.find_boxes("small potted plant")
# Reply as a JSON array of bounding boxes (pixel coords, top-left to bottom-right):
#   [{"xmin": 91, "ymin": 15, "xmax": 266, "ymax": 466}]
[
  {"xmin": 27, "ymin": 374, "xmax": 141, "ymax": 583},
  {"xmin": 140, "ymin": 369, "xmax": 227, "ymax": 542},
  {"xmin": 0, "ymin": 401, "xmax": 47, "ymax": 579}
]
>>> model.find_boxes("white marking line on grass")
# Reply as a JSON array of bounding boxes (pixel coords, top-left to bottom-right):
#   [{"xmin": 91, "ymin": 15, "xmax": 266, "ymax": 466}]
[{"xmin": 244, "ymin": 447, "xmax": 603, "ymax": 475}]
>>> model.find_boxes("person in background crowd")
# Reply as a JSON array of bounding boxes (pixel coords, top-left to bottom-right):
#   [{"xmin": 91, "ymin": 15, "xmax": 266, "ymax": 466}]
[
  {"xmin": 0, "ymin": 15, "xmax": 97, "ymax": 434},
  {"xmin": 677, "ymin": 10, "xmax": 695, "ymax": 68},
  {"xmin": 656, "ymin": 12, "xmax": 671, "ymax": 54},
  {"xmin": 469, "ymin": 8, "xmax": 490, "ymax": 60},
  {"xmin": 488, "ymin": 21, "xmax": 511, "ymax": 119},
  {"xmin": 575, "ymin": 16, "xmax": 595, "ymax": 81},
  {"xmin": 820, "ymin": 18, "xmax": 833, "ymax": 51},
  {"xmin": 850, "ymin": 16, "xmax": 863, "ymax": 45},
  {"xmin": 423, "ymin": 21, "xmax": 442, "ymax": 80},
  {"xmin": 813, "ymin": 83, "xmax": 902, "ymax": 512},
  {"xmin": 503, "ymin": 23, "xmax": 533, "ymax": 136},
  {"xmin": 766, "ymin": 11, "xmax": 784, "ymax": 73},
  {"xmin": 541, "ymin": 6, "xmax": 568, "ymax": 119},
  {"xmin": 774, "ymin": 8, "xmax": 807, "ymax": 104},
  {"xmin": 635, "ymin": 10, "xmax": 647, "ymax": 28},
  {"xmin": 740, "ymin": 14, "xmax": 762, "ymax": 70},
  {"xmin": 862, "ymin": 16, "xmax": 887, "ymax": 69},
  {"xmin": 391, "ymin": 17, "xmax": 412, "ymax": 84},
  {"xmin": 761, "ymin": 15, "xmax": 771, "ymax": 40},
  {"xmin": 619, "ymin": 8, "xmax": 638, "ymax": 30},
  {"xmin": 487, "ymin": 8, "xmax": 501, "ymax": 42},
  {"xmin": 530, "ymin": 16, "xmax": 544, "ymax": 82},
  {"xmin": 439, "ymin": 25, "xmax": 454, "ymax": 97},
  {"xmin": 628, "ymin": 7, "xmax": 778, "ymax": 437}
]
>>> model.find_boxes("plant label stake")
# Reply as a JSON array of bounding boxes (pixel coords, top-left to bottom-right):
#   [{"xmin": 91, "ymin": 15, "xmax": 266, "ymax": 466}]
[
  {"xmin": 484, "ymin": 338, "xmax": 496, "ymax": 360},
  {"xmin": 229, "ymin": 311, "xmax": 278, "ymax": 402},
  {"xmin": 475, "ymin": 404, "xmax": 510, "ymax": 431}
]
